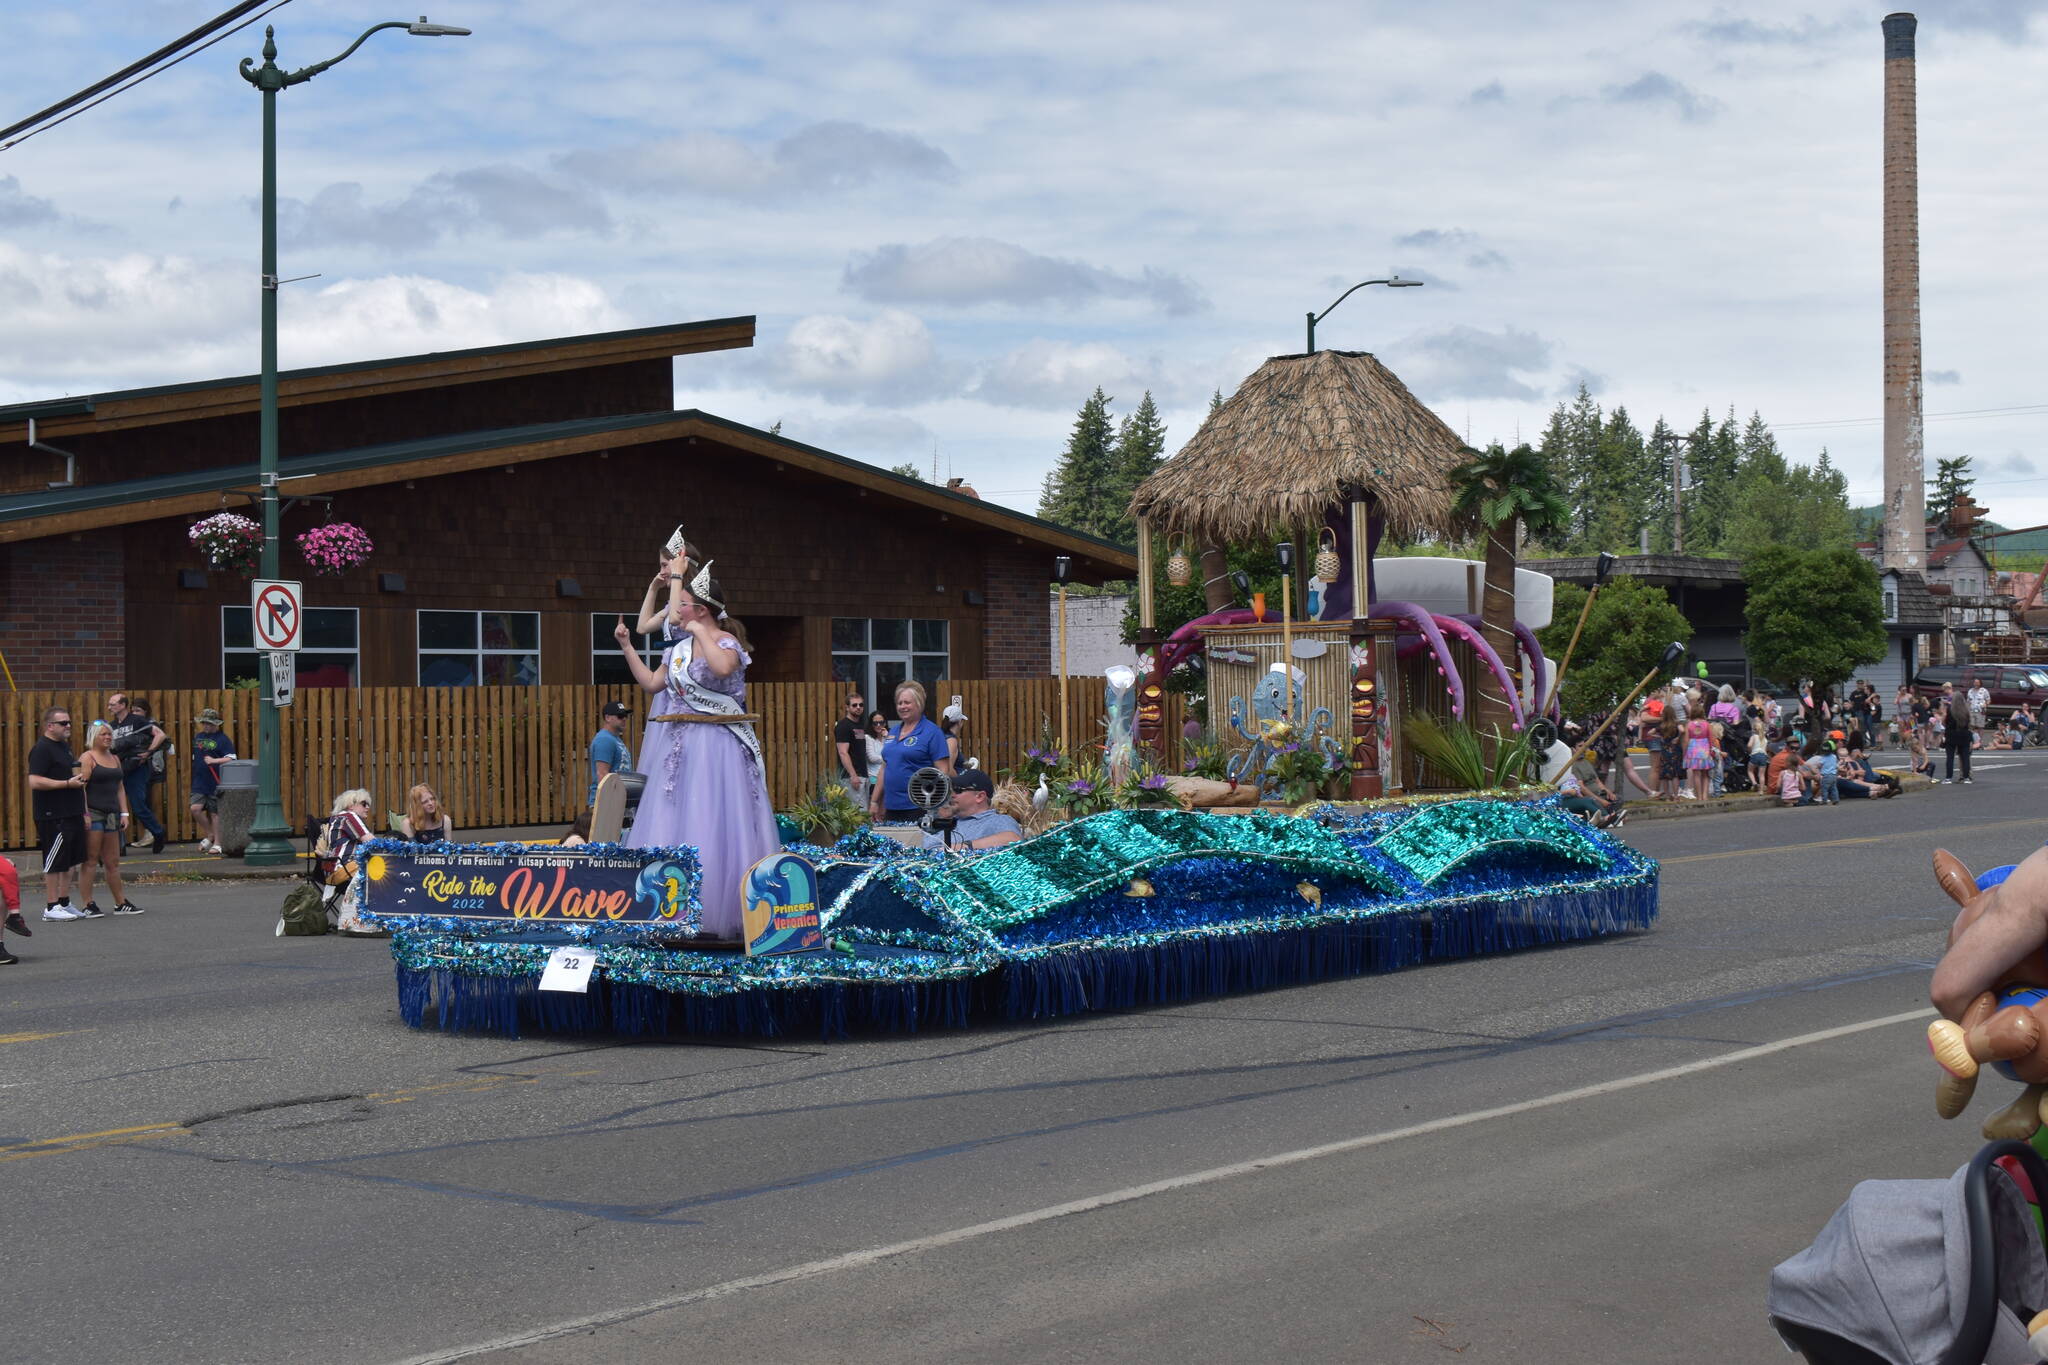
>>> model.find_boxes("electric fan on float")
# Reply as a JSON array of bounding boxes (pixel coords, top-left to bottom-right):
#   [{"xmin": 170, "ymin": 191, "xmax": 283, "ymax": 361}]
[{"xmin": 907, "ymin": 766, "xmax": 954, "ymax": 843}]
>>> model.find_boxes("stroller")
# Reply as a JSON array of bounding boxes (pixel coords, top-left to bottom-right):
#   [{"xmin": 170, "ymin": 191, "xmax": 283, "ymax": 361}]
[{"xmin": 1769, "ymin": 1140, "xmax": 2048, "ymax": 1364}]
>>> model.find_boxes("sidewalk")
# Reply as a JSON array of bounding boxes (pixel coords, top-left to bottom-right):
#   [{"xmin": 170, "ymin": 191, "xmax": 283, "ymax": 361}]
[
  {"xmin": 63, "ymin": 824, "xmax": 569, "ymax": 883},
  {"xmin": 22, "ymin": 768, "xmax": 1939, "ymax": 881}
]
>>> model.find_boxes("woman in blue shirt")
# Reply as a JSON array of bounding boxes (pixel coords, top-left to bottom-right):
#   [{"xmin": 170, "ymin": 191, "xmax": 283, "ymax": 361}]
[{"xmin": 868, "ymin": 680, "xmax": 953, "ymax": 821}]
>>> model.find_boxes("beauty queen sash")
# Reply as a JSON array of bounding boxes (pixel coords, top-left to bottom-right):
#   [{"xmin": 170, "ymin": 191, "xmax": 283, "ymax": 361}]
[{"xmin": 665, "ymin": 635, "xmax": 765, "ymax": 773}]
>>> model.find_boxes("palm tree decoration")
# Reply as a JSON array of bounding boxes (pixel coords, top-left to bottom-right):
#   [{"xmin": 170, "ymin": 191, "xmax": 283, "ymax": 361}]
[{"xmin": 1450, "ymin": 443, "xmax": 1570, "ymax": 744}]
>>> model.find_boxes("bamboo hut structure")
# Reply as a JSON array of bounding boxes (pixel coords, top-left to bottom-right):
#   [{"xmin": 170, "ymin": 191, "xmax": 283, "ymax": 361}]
[{"xmin": 1128, "ymin": 350, "xmax": 1471, "ymax": 798}]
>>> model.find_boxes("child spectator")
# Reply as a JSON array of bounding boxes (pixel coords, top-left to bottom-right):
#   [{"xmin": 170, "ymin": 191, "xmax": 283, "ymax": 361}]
[
  {"xmin": 1683, "ymin": 716, "xmax": 1714, "ymax": 800},
  {"xmin": 1811, "ymin": 740, "xmax": 1841, "ymax": 805}
]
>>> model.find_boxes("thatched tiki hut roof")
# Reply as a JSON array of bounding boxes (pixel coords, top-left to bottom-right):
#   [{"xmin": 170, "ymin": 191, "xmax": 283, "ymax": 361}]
[{"xmin": 1129, "ymin": 350, "xmax": 1467, "ymax": 545}]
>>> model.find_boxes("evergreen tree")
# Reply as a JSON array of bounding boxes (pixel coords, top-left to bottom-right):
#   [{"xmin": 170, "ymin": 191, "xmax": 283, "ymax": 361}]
[
  {"xmin": 1099, "ymin": 391, "xmax": 1168, "ymax": 545},
  {"xmin": 1642, "ymin": 416, "xmax": 1679, "ymax": 553},
  {"xmin": 1536, "ymin": 386, "xmax": 1603, "ymax": 549},
  {"xmin": 1928, "ymin": 455, "xmax": 1975, "ymax": 524},
  {"xmin": 1038, "ymin": 388, "xmax": 1117, "ymax": 535},
  {"xmin": 1578, "ymin": 405, "xmax": 1647, "ymax": 555},
  {"xmin": 887, "ymin": 461, "xmax": 924, "ymax": 481}
]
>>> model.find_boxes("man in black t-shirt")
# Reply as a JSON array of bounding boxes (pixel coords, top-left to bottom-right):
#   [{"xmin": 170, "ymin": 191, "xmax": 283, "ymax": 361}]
[
  {"xmin": 27, "ymin": 706, "xmax": 93, "ymax": 921},
  {"xmin": 833, "ymin": 692, "xmax": 869, "ymax": 802}
]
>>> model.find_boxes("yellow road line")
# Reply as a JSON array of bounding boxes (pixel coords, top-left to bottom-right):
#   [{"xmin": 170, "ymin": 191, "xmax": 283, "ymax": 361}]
[
  {"xmin": 1661, "ymin": 814, "xmax": 2048, "ymax": 865},
  {"xmin": 0, "ymin": 1029, "xmax": 89, "ymax": 1046},
  {"xmin": 0, "ymin": 1121, "xmax": 182, "ymax": 1163}
]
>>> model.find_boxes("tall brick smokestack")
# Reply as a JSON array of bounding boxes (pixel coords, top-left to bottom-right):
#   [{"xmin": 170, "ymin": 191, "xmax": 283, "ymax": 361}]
[{"xmin": 1882, "ymin": 12, "xmax": 1925, "ymax": 570}]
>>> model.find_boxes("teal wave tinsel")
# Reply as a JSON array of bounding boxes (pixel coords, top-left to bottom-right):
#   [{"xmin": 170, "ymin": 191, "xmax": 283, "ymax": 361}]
[{"xmin": 384, "ymin": 798, "xmax": 1657, "ymax": 1040}]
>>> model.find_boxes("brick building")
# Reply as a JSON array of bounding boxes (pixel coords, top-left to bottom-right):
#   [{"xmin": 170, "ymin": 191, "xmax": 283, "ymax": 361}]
[{"xmin": 0, "ymin": 317, "xmax": 1132, "ymax": 695}]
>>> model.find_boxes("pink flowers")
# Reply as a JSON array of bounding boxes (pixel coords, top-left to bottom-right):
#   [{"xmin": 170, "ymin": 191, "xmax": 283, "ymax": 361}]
[
  {"xmin": 188, "ymin": 513, "xmax": 262, "ymax": 575},
  {"xmin": 297, "ymin": 522, "xmax": 374, "ymax": 576}
]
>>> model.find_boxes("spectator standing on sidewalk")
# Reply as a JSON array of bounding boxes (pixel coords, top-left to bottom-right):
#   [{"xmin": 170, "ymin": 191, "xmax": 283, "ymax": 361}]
[
  {"xmin": 833, "ymin": 692, "xmax": 869, "ymax": 802},
  {"xmin": 587, "ymin": 700, "xmax": 634, "ymax": 806},
  {"xmin": 106, "ymin": 693, "xmax": 167, "ymax": 854},
  {"xmin": 28, "ymin": 707, "xmax": 92, "ymax": 921},
  {"xmin": 1968, "ymin": 677, "xmax": 1992, "ymax": 744},
  {"xmin": 188, "ymin": 708, "xmax": 235, "ymax": 853}
]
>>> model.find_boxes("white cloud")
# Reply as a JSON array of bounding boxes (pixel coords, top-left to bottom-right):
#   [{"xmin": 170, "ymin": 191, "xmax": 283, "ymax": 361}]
[
  {"xmin": 0, "ymin": 175, "xmax": 57, "ymax": 228},
  {"xmin": 842, "ymin": 237, "xmax": 1206, "ymax": 315},
  {"xmin": 282, "ymin": 274, "xmax": 629, "ymax": 369},
  {"xmin": 974, "ymin": 339, "xmax": 1183, "ymax": 410},
  {"xmin": 555, "ymin": 121, "xmax": 956, "ymax": 203},
  {"xmin": 1381, "ymin": 325, "xmax": 1557, "ymax": 403},
  {"xmin": 276, "ymin": 166, "xmax": 612, "ymax": 248},
  {"xmin": 758, "ymin": 310, "xmax": 958, "ymax": 405},
  {"xmin": 0, "ymin": 248, "xmax": 627, "ymax": 401}
]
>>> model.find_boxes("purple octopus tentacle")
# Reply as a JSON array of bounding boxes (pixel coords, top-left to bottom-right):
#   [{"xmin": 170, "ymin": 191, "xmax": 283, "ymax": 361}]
[
  {"xmin": 1368, "ymin": 602, "xmax": 1467, "ymax": 720},
  {"xmin": 1430, "ymin": 613, "xmax": 1526, "ymax": 730}
]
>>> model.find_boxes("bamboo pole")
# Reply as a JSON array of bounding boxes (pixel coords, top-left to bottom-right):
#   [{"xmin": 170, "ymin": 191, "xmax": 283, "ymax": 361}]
[
  {"xmin": 1540, "ymin": 584, "xmax": 1600, "ymax": 718},
  {"xmin": 1566, "ymin": 648, "xmax": 1684, "ymax": 774},
  {"xmin": 1281, "ymin": 574, "xmax": 1293, "ymax": 717},
  {"xmin": 1136, "ymin": 516, "xmax": 1155, "ymax": 632},
  {"xmin": 1057, "ymin": 584, "xmax": 1069, "ymax": 757}
]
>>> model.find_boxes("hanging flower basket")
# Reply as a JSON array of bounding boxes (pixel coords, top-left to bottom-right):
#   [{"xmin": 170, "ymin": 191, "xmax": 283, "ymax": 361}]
[
  {"xmin": 188, "ymin": 512, "xmax": 263, "ymax": 576},
  {"xmin": 297, "ymin": 522, "xmax": 374, "ymax": 576}
]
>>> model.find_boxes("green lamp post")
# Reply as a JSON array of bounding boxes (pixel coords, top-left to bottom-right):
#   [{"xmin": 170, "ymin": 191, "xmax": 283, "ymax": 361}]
[
  {"xmin": 236, "ymin": 17, "xmax": 470, "ymax": 864},
  {"xmin": 1305, "ymin": 276, "xmax": 1423, "ymax": 354}
]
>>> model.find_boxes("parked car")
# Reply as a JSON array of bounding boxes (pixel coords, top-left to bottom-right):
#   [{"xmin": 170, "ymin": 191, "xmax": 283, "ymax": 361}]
[{"xmin": 1910, "ymin": 664, "xmax": 2048, "ymax": 721}]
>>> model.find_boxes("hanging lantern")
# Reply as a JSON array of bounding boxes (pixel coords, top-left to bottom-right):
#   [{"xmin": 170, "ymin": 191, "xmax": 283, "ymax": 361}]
[
  {"xmin": 1165, "ymin": 539, "xmax": 1192, "ymax": 587},
  {"xmin": 1314, "ymin": 528, "xmax": 1341, "ymax": 583}
]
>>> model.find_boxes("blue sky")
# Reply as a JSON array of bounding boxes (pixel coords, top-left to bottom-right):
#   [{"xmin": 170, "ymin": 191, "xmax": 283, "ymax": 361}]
[{"xmin": 4, "ymin": 1, "xmax": 2048, "ymax": 525}]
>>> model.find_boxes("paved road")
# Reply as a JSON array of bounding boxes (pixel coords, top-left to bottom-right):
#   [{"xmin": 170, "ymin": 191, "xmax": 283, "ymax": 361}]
[{"xmin": 6, "ymin": 774, "xmax": 2045, "ymax": 1363}]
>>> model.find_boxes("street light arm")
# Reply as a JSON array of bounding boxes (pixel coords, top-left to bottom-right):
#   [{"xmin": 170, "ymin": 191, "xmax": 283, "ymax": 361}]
[
  {"xmin": 1304, "ymin": 277, "xmax": 1422, "ymax": 354},
  {"xmin": 283, "ymin": 20, "xmax": 415, "ymax": 85},
  {"xmin": 1312, "ymin": 279, "xmax": 1398, "ymax": 328}
]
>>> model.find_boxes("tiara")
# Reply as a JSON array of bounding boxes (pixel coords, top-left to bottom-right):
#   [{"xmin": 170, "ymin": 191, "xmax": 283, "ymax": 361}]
[{"xmin": 688, "ymin": 558, "xmax": 724, "ymax": 613}]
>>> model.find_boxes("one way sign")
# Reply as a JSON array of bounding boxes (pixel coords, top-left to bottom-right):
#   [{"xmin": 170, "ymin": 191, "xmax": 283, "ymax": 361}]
[{"xmin": 252, "ymin": 579, "xmax": 303, "ymax": 652}]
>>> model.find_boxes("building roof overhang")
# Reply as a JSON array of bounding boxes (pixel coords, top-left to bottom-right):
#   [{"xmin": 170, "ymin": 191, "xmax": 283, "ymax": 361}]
[
  {"xmin": 0, "ymin": 316, "xmax": 755, "ymax": 441},
  {"xmin": 0, "ymin": 407, "xmax": 1137, "ymax": 577}
]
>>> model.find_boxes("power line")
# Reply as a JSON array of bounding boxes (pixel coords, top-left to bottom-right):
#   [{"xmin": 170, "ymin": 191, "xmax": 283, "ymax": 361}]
[
  {"xmin": 1775, "ymin": 402, "xmax": 2048, "ymax": 431},
  {"xmin": 1, "ymin": 0, "xmax": 293, "ymax": 152},
  {"xmin": 0, "ymin": 1, "xmax": 275, "ymax": 145}
]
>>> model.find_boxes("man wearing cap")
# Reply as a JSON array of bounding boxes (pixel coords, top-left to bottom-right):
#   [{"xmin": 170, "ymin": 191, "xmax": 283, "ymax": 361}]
[
  {"xmin": 588, "ymin": 700, "xmax": 635, "ymax": 806},
  {"xmin": 188, "ymin": 708, "xmax": 235, "ymax": 855},
  {"xmin": 920, "ymin": 769, "xmax": 1022, "ymax": 852}
]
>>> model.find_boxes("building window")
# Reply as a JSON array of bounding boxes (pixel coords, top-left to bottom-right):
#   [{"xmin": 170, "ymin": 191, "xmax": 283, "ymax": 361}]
[
  {"xmin": 592, "ymin": 613, "xmax": 664, "ymax": 685},
  {"xmin": 1883, "ymin": 588, "xmax": 1898, "ymax": 622},
  {"xmin": 832, "ymin": 618, "xmax": 949, "ymax": 704},
  {"xmin": 223, "ymin": 606, "xmax": 358, "ymax": 687},
  {"xmin": 418, "ymin": 610, "xmax": 540, "ymax": 686}
]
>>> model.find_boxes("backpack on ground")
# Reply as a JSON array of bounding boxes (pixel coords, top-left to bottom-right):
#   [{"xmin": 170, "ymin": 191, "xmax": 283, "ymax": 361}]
[{"xmin": 278, "ymin": 882, "xmax": 329, "ymax": 936}]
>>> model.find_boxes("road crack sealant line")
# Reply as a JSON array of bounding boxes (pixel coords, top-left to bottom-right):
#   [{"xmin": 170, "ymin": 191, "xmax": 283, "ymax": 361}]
[{"xmin": 386, "ymin": 1005, "xmax": 1934, "ymax": 1365}]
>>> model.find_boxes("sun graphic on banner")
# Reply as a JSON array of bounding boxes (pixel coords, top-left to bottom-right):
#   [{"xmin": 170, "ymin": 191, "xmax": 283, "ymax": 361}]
[{"xmin": 366, "ymin": 854, "xmax": 389, "ymax": 883}]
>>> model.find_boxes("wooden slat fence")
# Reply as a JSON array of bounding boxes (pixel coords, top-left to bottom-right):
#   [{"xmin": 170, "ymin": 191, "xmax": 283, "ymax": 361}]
[{"xmin": 0, "ymin": 679, "xmax": 1185, "ymax": 847}]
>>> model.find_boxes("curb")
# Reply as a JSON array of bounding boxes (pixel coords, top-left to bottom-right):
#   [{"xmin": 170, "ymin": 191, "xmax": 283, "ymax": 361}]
[{"xmin": 1618, "ymin": 770, "xmax": 1933, "ymax": 822}]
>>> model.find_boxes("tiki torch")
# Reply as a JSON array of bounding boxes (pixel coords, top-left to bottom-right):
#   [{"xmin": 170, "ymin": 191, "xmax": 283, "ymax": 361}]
[{"xmin": 1541, "ymin": 551, "xmax": 1617, "ymax": 719}]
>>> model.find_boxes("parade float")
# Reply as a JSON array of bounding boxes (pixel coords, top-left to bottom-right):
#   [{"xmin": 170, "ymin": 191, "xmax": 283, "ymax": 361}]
[{"xmin": 364, "ymin": 348, "xmax": 1657, "ymax": 1040}]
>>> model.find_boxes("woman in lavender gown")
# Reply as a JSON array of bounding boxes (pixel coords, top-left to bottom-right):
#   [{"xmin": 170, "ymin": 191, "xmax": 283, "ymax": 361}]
[{"xmin": 611, "ymin": 567, "xmax": 780, "ymax": 941}]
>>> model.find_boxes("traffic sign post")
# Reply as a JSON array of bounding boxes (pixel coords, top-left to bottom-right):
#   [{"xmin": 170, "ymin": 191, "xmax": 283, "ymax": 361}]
[
  {"xmin": 269, "ymin": 650, "xmax": 296, "ymax": 708},
  {"xmin": 244, "ymin": 578, "xmax": 302, "ymax": 865},
  {"xmin": 252, "ymin": 579, "xmax": 303, "ymax": 651}
]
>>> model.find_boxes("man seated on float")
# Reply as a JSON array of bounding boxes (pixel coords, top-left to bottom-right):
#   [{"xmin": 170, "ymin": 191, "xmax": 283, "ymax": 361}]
[{"xmin": 920, "ymin": 769, "xmax": 1022, "ymax": 852}]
